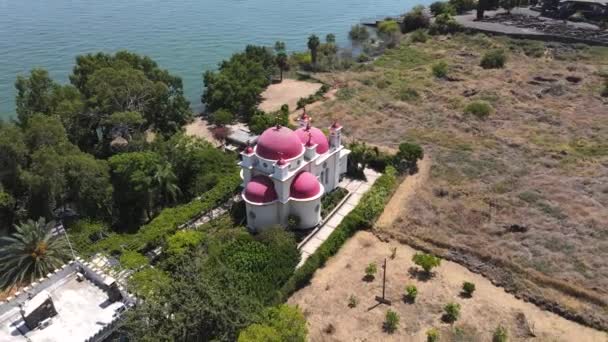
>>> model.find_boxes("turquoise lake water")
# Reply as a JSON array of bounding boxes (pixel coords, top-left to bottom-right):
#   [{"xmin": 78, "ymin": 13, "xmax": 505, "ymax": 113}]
[{"xmin": 0, "ymin": 0, "xmax": 431, "ymax": 118}]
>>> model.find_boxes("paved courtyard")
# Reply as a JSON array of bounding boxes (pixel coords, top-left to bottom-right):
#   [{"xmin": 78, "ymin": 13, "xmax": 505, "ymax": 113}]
[{"xmin": 297, "ymin": 169, "xmax": 380, "ymax": 268}]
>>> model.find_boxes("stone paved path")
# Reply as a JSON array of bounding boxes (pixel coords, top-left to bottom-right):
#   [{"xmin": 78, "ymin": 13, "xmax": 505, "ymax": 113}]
[{"xmin": 297, "ymin": 169, "xmax": 381, "ymax": 268}]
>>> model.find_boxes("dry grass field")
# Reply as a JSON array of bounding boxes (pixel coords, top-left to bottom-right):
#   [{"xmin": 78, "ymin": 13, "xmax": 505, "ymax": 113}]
[
  {"xmin": 289, "ymin": 231, "xmax": 606, "ymax": 341},
  {"xmin": 305, "ymin": 33, "xmax": 608, "ymax": 330}
]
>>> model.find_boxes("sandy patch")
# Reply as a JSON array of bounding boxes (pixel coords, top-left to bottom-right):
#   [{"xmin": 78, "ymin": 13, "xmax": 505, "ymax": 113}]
[
  {"xmin": 258, "ymin": 79, "xmax": 322, "ymax": 113},
  {"xmin": 376, "ymin": 155, "xmax": 431, "ymax": 230},
  {"xmin": 184, "ymin": 117, "xmax": 221, "ymax": 146},
  {"xmin": 288, "ymin": 231, "xmax": 605, "ymax": 342}
]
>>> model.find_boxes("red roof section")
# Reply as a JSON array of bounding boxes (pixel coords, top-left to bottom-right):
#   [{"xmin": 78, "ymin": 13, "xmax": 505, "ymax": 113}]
[
  {"xmin": 256, "ymin": 126, "xmax": 304, "ymax": 160},
  {"xmin": 244, "ymin": 176, "xmax": 277, "ymax": 203},
  {"xmin": 290, "ymin": 172, "xmax": 322, "ymax": 199},
  {"xmin": 295, "ymin": 125, "xmax": 329, "ymax": 154}
]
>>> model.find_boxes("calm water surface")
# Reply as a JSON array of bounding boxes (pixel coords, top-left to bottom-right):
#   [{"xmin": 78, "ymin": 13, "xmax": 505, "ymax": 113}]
[{"xmin": 0, "ymin": 0, "xmax": 430, "ymax": 118}]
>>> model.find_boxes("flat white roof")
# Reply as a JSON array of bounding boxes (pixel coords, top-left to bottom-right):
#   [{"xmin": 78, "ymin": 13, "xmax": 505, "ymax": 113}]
[{"xmin": 0, "ymin": 272, "xmax": 124, "ymax": 342}]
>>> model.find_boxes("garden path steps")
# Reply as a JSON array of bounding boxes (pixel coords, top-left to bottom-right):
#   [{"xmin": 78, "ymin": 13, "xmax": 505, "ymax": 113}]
[{"xmin": 297, "ymin": 168, "xmax": 381, "ymax": 268}]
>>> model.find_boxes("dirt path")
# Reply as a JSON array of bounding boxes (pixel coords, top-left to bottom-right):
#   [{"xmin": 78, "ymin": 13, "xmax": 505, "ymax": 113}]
[
  {"xmin": 375, "ymin": 155, "xmax": 431, "ymax": 230},
  {"xmin": 288, "ymin": 231, "xmax": 606, "ymax": 342},
  {"xmin": 258, "ymin": 79, "xmax": 322, "ymax": 113}
]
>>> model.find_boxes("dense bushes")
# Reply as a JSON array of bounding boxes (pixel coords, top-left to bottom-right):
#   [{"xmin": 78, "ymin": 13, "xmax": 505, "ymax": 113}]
[
  {"xmin": 430, "ymin": 1, "xmax": 457, "ymax": 16},
  {"xmin": 449, "ymin": 0, "xmax": 478, "ymax": 13},
  {"xmin": 429, "ymin": 13, "xmax": 463, "ymax": 35},
  {"xmin": 401, "ymin": 6, "xmax": 430, "ymax": 33},
  {"xmin": 410, "ymin": 29, "xmax": 429, "ymax": 43},
  {"xmin": 94, "ymin": 171, "xmax": 241, "ymax": 255},
  {"xmin": 464, "ymin": 100, "xmax": 493, "ymax": 119},
  {"xmin": 321, "ymin": 187, "xmax": 349, "ymax": 217},
  {"xmin": 296, "ymin": 84, "xmax": 330, "ymax": 109},
  {"xmin": 480, "ymin": 49, "xmax": 507, "ymax": 69},
  {"xmin": 238, "ymin": 305, "xmax": 307, "ymax": 342},
  {"xmin": 276, "ymin": 166, "xmax": 398, "ymax": 302}
]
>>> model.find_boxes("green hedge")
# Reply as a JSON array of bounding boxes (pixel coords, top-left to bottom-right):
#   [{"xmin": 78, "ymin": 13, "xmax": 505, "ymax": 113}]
[
  {"xmin": 94, "ymin": 171, "xmax": 242, "ymax": 255},
  {"xmin": 275, "ymin": 166, "xmax": 398, "ymax": 303}
]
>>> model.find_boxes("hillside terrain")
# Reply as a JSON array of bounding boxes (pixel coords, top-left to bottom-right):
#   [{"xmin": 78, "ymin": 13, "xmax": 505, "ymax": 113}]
[{"xmin": 307, "ymin": 33, "xmax": 608, "ymax": 329}]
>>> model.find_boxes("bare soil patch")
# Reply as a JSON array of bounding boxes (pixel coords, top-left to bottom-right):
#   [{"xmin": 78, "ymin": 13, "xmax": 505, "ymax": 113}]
[
  {"xmin": 303, "ymin": 33, "xmax": 608, "ymax": 329},
  {"xmin": 289, "ymin": 231, "xmax": 605, "ymax": 341},
  {"xmin": 258, "ymin": 79, "xmax": 322, "ymax": 113}
]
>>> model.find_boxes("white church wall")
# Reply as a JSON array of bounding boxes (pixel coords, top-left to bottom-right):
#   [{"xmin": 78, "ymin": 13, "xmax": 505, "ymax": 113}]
[
  {"xmin": 290, "ymin": 198, "xmax": 322, "ymax": 229},
  {"xmin": 245, "ymin": 201, "xmax": 278, "ymax": 232}
]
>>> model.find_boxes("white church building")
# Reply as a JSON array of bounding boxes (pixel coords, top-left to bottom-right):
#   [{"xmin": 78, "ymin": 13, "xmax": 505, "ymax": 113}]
[{"xmin": 240, "ymin": 112, "xmax": 350, "ymax": 231}]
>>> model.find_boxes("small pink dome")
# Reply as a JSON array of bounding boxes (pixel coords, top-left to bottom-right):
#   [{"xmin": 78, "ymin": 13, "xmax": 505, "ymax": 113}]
[
  {"xmin": 244, "ymin": 176, "xmax": 277, "ymax": 203},
  {"xmin": 290, "ymin": 172, "xmax": 321, "ymax": 199},
  {"xmin": 295, "ymin": 125, "xmax": 329, "ymax": 154},
  {"xmin": 256, "ymin": 126, "xmax": 304, "ymax": 160}
]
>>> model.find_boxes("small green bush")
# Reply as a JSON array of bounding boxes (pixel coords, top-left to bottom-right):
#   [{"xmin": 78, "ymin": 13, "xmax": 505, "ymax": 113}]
[
  {"xmin": 401, "ymin": 5, "xmax": 430, "ymax": 33},
  {"xmin": 426, "ymin": 328, "xmax": 440, "ymax": 342},
  {"xmin": 405, "ymin": 285, "xmax": 418, "ymax": 302},
  {"xmin": 365, "ymin": 262, "xmax": 378, "ymax": 280},
  {"xmin": 398, "ymin": 87, "xmax": 420, "ymax": 102},
  {"xmin": 432, "ymin": 61, "xmax": 449, "ymax": 78},
  {"xmin": 429, "ymin": 13, "xmax": 463, "ymax": 35},
  {"xmin": 348, "ymin": 294, "xmax": 359, "ymax": 308},
  {"xmin": 430, "ymin": 1, "xmax": 457, "ymax": 16},
  {"xmin": 119, "ymin": 250, "xmax": 148, "ymax": 269},
  {"xmin": 287, "ymin": 214, "xmax": 301, "ymax": 230},
  {"xmin": 410, "ymin": 29, "xmax": 429, "ymax": 43},
  {"xmin": 384, "ymin": 310, "xmax": 400, "ymax": 333},
  {"xmin": 443, "ymin": 302, "xmax": 461, "ymax": 323},
  {"xmin": 412, "ymin": 252, "xmax": 441, "ymax": 274},
  {"xmin": 493, "ymin": 325, "xmax": 509, "ymax": 342},
  {"xmin": 602, "ymin": 79, "xmax": 608, "ymax": 97},
  {"xmin": 464, "ymin": 101, "xmax": 493, "ymax": 119},
  {"xmin": 462, "ymin": 281, "xmax": 476, "ymax": 297},
  {"xmin": 480, "ymin": 49, "xmax": 506, "ymax": 69}
]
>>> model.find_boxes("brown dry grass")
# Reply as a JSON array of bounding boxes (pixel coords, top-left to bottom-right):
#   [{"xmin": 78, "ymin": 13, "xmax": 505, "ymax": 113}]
[
  {"xmin": 289, "ymin": 231, "xmax": 607, "ymax": 341},
  {"xmin": 304, "ymin": 33, "xmax": 608, "ymax": 329}
]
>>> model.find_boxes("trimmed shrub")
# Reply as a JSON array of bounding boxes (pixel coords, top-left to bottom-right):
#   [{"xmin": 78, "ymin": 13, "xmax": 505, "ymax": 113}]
[
  {"xmin": 432, "ymin": 61, "xmax": 449, "ymax": 78},
  {"xmin": 384, "ymin": 310, "xmax": 400, "ymax": 333},
  {"xmin": 401, "ymin": 6, "xmax": 431, "ymax": 33},
  {"xmin": 412, "ymin": 252, "xmax": 441, "ymax": 274},
  {"xmin": 348, "ymin": 294, "xmax": 359, "ymax": 308},
  {"xmin": 443, "ymin": 302, "xmax": 461, "ymax": 323},
  {"xmin": 430, "ymin": 1, "xmax": 457, "ymax": 16},
  {"xmin": 480, "ymin": 49, "xmax": 506, "ymax": 69},
  {"xmin": 464, "ymin": 101, "xmax": 493, "ymax": 119},
  {"xmin": 365, "ymin": 262, "xmax": 378, "ymax": 280},
  {"xmin": 275, "ymin": 167, "xmax": 398, "ymax": 303},
  {"xmin": 127, "ymin": 267, "xmax": 171, "ymax": 298},
  {"xmin": 462, "ymin": 281, "xmax": 476, "ymax": 297},
  {"xmin": 427, "ymin": 328, "xmax": 440, "ymax": 342},
  {"xmin": 410, "ymin": 29, "xmax": 429, "ymax": 43},
  {"xmin": 405, "ymin": 284, "xmax": 418, "ymax": 302},
  {"xmin": 493, "ymin": 325, "xmax": 509, "ymax": 342}
]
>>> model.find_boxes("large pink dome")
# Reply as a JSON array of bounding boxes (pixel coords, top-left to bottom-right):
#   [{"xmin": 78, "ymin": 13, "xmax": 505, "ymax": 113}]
[
  {"xmin": 295, "ymin": 125, "xmax": 329, "ymax": 154},
  {"xmin": 244, "ymin": 176, "xmax": 277, "ymax": 203},
  {"xmin": 290, "ymin": 172, "xmax": 322, "ymax": 199},
  {"xmin": 256, "ymin": 126, "xmax": 304, "ymax": 160}
]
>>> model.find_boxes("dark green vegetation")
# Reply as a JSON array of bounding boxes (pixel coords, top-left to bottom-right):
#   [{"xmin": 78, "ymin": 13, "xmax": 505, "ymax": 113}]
[
  {"xmin": 384, "ymin": 309, "xmax": 400, "ymax": 333},
  {"xmin": 464, "ymin": 100, "xmax": 493, "ymax": 119},
  {"xmin": 401, "ymin": 6, "xmax": 430, "ymax": 33},
  {"xmin": 0, "ymin": 218, "xmax": 70, "ymax": 289},
  {"xmin": 0, "ymin": 51, "xmax": 237, "ymax": 290},
  {"xmin": 462, "ymin": 281, "xmax": 476, "ymax": 297},
  {"xmin": 347, "ymin": 141, "xmax": 423, "ymax": 179},
  {"xmin": 412, "ymin": 252, "xmax": 442, "ymax": 274},
  {"xmin": 321, "ymin": 187, "xmax": 349, "ymax": 218},
  {"xmin": 443, "ymin": 302, "xmax": 461, "ymax": 323},
  {"xmin": 122, "ymin": 226, "xmax": 302, "ymax": 341}
]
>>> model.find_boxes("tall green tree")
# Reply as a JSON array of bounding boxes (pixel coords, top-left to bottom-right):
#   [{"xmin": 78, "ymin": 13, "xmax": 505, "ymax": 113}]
[
  {"xmin": 307, "ymin": 34, "xmax": 321, "ymax": 66},
  {"xmin": 0, "ymin": 218, "xmax": 71, "ymax": 290},
  {"xmin": 108, "ymin": 151, "xmax": 162, "ymax": 227},
  {"xmin": 239, "ymin": 305, "xmax": 308, "ymax": 342},
  {"xmin": 152, "ymin": 162, "xmax": 181, "ymax": 205},
  {"xmin": 15, "ymin": 68, "xmax": 55, "ymax": 124},
  {"xmin": 0, "ymin": 122, "xmax": 27, "ymax": 194}
]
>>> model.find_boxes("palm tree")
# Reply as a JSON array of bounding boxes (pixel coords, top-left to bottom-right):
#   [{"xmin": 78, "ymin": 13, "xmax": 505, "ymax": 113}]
[
  {"xmin": 307, "ymin": 34, "xmax": 320, "ymax": 67},
  {"xmin": 276, "ymin": 52, "xmax": 288, "ymax": 82},
  {"xmin": 152, "ymin": 162, "xmax": 181, "ymax": 206},
  {"xmin": 0, "ymin": 218, "xmax": 70, "ymax": 290}
]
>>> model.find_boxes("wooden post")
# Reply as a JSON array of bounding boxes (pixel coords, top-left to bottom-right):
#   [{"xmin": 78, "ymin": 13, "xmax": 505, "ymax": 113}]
[{"xmin": 375, "ymin": 258, "xmax": 392, "ymax": 305}]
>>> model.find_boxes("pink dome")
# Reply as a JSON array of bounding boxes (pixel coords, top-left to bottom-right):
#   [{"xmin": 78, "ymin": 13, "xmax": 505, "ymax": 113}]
[
  {"xmin": 295, "ymin": 125, "xmax": 329, "ymax": 154},
  {"xmin": 244, "ymin": 176, "xmax": 277, "ymax": 203},
  {"xmin": 290, "ymin": 172, "xmax": 322, "ymax": 199},
  {"xmin": 256, "ymin": 126, "xmax": 304, "ymax": 160}
]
